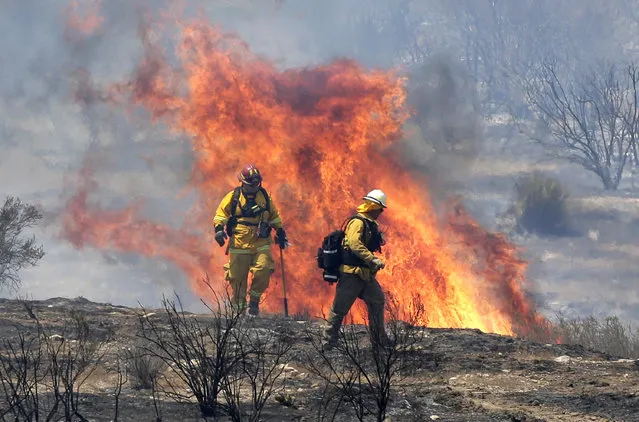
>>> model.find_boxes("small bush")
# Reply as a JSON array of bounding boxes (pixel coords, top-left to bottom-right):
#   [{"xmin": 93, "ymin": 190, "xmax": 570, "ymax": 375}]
[
  {"xmin": 127, "ymin": 348, "xmax": 166, "ymax": 390},
  {"xmin": 511, "ymin": 172, "xmax": 572, "ymax": 236}
]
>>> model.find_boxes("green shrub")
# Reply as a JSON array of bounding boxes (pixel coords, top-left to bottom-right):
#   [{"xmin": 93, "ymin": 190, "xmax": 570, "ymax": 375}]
[{"xmin": 512, "ymin": 172, "xmax": 572, "ymax": 236}]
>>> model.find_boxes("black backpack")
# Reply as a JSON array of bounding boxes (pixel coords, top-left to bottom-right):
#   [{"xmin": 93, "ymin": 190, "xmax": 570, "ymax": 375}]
[{"xmin": 316, "ymin": 215, "xmax": 370, "ymax": 284}]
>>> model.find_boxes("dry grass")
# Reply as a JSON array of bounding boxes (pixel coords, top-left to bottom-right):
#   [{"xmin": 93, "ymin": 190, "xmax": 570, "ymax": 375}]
[{"xmin": 525, "ymin": 314, "xmax": 639, "ymax": 359}]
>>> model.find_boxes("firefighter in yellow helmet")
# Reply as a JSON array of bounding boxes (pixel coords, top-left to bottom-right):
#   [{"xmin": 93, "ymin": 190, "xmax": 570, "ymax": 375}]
[
  {"xmin": 213, "ymin": 164, "xmax": 288, "ymax": 316},
  {"xmin": 323, "ymin": 189, "xmax": 392, "ymax": 350}
]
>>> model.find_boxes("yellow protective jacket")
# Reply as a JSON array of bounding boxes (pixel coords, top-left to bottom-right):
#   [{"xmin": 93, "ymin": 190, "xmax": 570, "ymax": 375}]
[
  {"xmin": 213, "ymin": 188, "xmax": 283, "ymax": 253},
  {"xmin": 339, "ymin": 212, "xmax": 378, "ymax": 281}
]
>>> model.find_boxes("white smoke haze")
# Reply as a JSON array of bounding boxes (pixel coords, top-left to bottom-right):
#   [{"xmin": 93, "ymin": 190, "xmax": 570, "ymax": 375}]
[
  {"xmin": 2, "ymin": 0, "xmax": 207, "ymax": 308},
  {"xmin": 2, "ymin": 0, "xmax": 636, "ymax": 322}
]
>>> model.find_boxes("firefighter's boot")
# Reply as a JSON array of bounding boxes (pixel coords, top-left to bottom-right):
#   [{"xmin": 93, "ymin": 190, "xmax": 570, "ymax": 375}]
[{"xmin": 248, "ymin": 297, "xmax": 260, "ymax": 316}]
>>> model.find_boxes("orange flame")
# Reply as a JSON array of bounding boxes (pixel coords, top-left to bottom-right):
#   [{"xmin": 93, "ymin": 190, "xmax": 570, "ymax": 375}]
[{"xmin": 62, "ymin": 17, "xmax": 548, "ymax": 336}]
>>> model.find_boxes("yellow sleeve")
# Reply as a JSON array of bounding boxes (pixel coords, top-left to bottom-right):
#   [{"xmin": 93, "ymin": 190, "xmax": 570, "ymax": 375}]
[
  {"xmin": 213, "ymin": 191, "xmax": 235, "ymax": 228},
  {"xmin": 266, "ymin": 191, "xmax": 283, "ymax": 229},
  {"xmin": 343, "ymin": 219, "xmax": 375, "ymax": 265}
]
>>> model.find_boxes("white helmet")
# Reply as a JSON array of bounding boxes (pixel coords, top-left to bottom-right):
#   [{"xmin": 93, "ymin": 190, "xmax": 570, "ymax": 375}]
[{"xmin": 362, "ymin": 189, "xmax": 387, "ymax": 208}]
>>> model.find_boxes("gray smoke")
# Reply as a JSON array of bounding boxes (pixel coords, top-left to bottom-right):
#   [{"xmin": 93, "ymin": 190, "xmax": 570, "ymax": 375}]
[{"xmin": 399, "ymin": 55, "xmax": 482, "ymax": 201}]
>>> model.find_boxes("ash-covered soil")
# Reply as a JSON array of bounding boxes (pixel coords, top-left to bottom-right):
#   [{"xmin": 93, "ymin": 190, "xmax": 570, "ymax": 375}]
[{"xmin": 1, "ymin": 297, "xmax": 638, "ymax": 422}]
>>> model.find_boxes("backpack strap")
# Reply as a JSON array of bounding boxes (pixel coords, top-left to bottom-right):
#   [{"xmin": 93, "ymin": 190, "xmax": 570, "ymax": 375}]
[
  {"xmin": 234, "ymin": 187, "xmax": 270, "ymax": 215},
  {"xmin": 230, "ymin": 187, "xmax": 242, "ymax": 216},
  {"xmin": 225, "ymin": 187, "xmax": 242, "ymax": 237},
  {"xmin": 341, "ymin": 215, "xmax": 370, "ymax": 241},
  {"xmin": 228, "ymin": 187, "xmax": 272, "ymax": 231},
  {"xmin": 259, "ymin": 187, "xmax": 271, "ymax": 212},
  {"xmin": 341, "ymin": 215, "xmax": 373, "ymax": 267}
]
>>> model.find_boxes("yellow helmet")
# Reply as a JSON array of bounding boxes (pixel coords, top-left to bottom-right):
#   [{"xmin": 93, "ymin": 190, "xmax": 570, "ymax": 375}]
[{"xmin": 363, "ymin": 189, "xmax": 387, "ymax": 208}]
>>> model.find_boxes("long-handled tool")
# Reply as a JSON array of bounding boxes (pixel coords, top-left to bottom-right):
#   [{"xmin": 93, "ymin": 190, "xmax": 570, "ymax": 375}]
[{"xmin": 279, "ymin": 247, "xmax": 289, "ymax": 318}]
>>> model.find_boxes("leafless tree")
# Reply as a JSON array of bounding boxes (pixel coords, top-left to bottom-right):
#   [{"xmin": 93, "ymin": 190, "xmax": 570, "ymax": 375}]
[
  {"xmin": 0, "ymin": 329, "xmax": 46, "ymax": 420},
  {"xmin": 0, "ymin": 197, "xmax": 45, "ymax": 292},
  {"xmin": 525, "ymin": 60, "xmax": 639, "ymax": 190},
  {"xmin": 435, "ymin": 0, "xmax": 571, "ymax": 116},
  {"xmin": 136, "ymin": 276, "xmax": 297, "ymax": 421},
  {"xmin": 135, "ymin": 286, "xmax": 246, "ymax": 418},
  {"xmin": 0, "ymin": 302, "xmax": 112, "ymax": 421},
  {"xmin": 305, "ymin": 295, "xmax": 423, "ymax": 422},
  {"xmin": 42, "ymin": 309, "xmax": 112, "ymax": 421},
  {"xmin": 223, "ymin": 325, "xmax": 295, "ymax": 422},
  {"xmin": 111, "ymin": 354, "xmax": 128, "ymax": 422}
]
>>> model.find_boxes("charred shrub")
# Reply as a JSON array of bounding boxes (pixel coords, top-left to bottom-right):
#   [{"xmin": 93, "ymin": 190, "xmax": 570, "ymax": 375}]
[
  {"xmin": 126, "ymin": 347, "xmax": 166, "ymax": 390},
  {"xmin": 512, "ymin": 172, "xmax": 572, "ymax": 236}
]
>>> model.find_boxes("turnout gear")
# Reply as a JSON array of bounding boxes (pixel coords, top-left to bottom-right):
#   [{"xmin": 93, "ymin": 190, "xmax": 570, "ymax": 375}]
[
  {"xmin": 222, "ymin": 251, "xmax": 274, "ymax": 311},
  {"xmin": 214, "ymin": 168, "xmax": 285, "ymax": 310},
  {"xmin": 323, "ymin": 272, "xmax": 389, "ymax": 350},
  {"xmin": 322, "ymin": 192, "xmax": 392, "ymax": 350},
  {"xmin": 214, "ymin": 187, "xmax": 281, "ymax": 251},
  {"xmin": 341, "ymin": 214, "xmax": 384, "ymax": 281},
  {"xmin": 316, "ymin": 215, "xmax": 381, "ymax": 283}
]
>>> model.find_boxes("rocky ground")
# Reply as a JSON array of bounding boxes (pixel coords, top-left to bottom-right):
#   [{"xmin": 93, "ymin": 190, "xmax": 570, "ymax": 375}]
[{"xmin": 0, "ymin": 297, "xmax": 638, "ymax": 422}]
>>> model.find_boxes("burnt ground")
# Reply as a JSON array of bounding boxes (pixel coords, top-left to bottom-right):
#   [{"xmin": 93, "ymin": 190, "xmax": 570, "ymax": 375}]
[{"xmin": 0, "ymin": 297, "xmax": 638, "ymax": 422}]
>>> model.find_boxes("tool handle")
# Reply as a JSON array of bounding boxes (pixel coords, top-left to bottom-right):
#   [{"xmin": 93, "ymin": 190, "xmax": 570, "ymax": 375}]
[{"xmin": 279, "ymin": 247, "xmax": 288, "ymax": 317}]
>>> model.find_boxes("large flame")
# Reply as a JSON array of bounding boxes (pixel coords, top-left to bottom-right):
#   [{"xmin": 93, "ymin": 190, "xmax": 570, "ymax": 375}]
[{"xmin": 61, "ymin": 15, "xmax": 547, "ymax": 336}]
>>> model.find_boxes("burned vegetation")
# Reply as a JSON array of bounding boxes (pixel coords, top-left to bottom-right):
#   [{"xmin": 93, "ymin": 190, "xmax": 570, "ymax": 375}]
[{"xmin": 0, "ymin": 292, "xmax": 638, "ymax": 422}]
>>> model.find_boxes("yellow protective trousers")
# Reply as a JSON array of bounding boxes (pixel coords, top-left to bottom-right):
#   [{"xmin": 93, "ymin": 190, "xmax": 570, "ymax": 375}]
[{"xmin": 223, "ymin": 246, "xmax": 275, "ymax": 308}]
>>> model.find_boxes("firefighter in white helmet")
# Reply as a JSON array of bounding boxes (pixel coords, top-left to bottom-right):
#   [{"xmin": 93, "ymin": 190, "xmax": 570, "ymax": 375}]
[{"xmin": 322, "ymin": 189, "xmax": 393, "ymax": 350}]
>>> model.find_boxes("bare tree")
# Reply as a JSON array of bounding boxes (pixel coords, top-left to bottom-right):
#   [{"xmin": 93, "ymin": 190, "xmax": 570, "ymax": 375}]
[
  {"xmin": 222, "ymin": 326, "xmax": 295, "ymax": 422},
  {"xmin": 137, "ymin": 277, "xmax": 296, "ymax": 421},
  {"xmin": 42, "ymin": 309, "xmax": 112, "ymax": 422},
  {"xmin": 525, "ymin": 60, "xmax": 639, "ymax": 190},
  {"xmin": 111, "ymin": 354, "xmax": 129, "ymax": 422},
  {"xmin": 305, "ymin": 296, "xmax": 423, "ymax": 422},
  {"xmin": 136, "ymin": 288, "xmax": 246, "ymax": 418},
  {"xmin": 0, "ymin": 197, "xmax": 45, "ymax": 291},
  {"xmin": 436, "ymin": 0, "xmax": 571, "ymax": 116},
  {"xmin": 0, "ymin": 302, "xmax": 112, "ymax": 422},
  {"xmin": 0, "ymin": 329, "xmax": 46, "ymax": 421}
]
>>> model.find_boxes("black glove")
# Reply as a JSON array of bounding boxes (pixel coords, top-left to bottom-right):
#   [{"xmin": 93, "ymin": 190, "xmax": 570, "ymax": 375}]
[
  {"xmin": 214, "ymin": 225, "xmax": 228, "ymax": 247},
  {"xmin": 274, "ymin": 228, "xmax": 288, "ymax": 249},
  {"xmin": 371, "ymin": 257, "xmax": 385, "ymax": 271}
]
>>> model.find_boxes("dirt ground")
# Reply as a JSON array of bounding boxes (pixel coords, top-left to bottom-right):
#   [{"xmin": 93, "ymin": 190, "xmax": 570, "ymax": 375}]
[{"xmin": 0, "ymin": 297, "xmax": 638, "ymax": 422}]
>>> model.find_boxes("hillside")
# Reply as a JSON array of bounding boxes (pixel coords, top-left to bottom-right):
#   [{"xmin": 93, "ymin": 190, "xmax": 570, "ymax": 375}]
[
  {"xmin": 1, "ymin": 297, "xmax": 638, "ymax": 422},
  {"xmin": 451, "ymin": 120, "xmax": 639, "ymax": 327}
]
